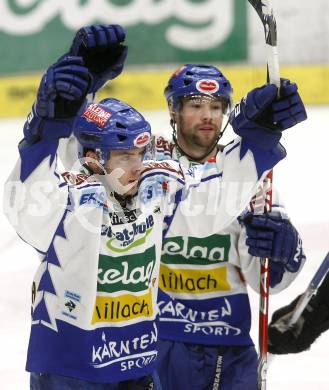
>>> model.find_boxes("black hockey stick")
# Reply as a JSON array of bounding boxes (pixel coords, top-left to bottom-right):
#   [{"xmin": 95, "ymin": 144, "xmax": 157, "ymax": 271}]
[
  {"xmin": 247, "ymin": 1, "xmax": 280, "ymax": 389},
  {"xmin": 287, "ymin": 251, "xmax": 329, "ymax": 328},
  {"xmin": 248, "ymin": 0, "xmax": 280, "ymax": 86}
]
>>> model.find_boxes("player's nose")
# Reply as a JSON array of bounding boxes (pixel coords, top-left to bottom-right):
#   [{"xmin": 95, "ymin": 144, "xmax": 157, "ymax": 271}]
[
  {"xmin": 200, "ymin": 105, "xmax": 212, "ymax": 121},
  {"xmin": 131, "ymin": 159, "xmax": 143, "ymax": 174}
]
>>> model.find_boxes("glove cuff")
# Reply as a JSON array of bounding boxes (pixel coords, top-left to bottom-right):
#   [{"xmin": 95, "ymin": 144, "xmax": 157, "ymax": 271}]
[
  {"xmin": 230, "ymin": 103, "xmax": 282, "ymax": 150},
  {"xmin": 22, "ymin": 103, "xmax": 76, "ymax": 147},
  {"xmin": 23, "ymin": 104, "xmax": 44, "ymax": 144}
]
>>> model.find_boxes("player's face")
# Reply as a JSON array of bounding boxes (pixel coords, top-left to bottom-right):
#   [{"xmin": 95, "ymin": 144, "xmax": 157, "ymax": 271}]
[
  {"xmin": 105, "ymin": 148, "xmax": 145, "ymax": 196},
  {"xmin": 176, "ymin": 96, "xmax": 224, "ymax": 148}
]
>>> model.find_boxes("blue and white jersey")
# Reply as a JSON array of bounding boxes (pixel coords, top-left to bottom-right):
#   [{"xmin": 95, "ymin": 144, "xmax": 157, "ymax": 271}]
[
  {"xmin": 153, "ymin": 136, "xmax": 305, "ymax": 347},
  {"xmin": 4, "ymin": 134, "xmax": 285, "ymax": 383}
]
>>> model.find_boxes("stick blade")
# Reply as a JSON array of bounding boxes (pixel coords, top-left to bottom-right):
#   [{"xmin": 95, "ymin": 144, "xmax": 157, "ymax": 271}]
[{"xmin": 248, "ymin": 0, "xmax": 266, "ymax": 19}]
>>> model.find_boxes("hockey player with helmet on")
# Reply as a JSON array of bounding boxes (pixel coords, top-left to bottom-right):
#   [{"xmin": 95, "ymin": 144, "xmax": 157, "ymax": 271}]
[
  {"xmin": 268, "ymin": 272, "xmax": 329, "ymax": 355},
  {"xmin": 3, "ymin": 25, "xmax": 291, "ymax": 390},
  {"xmin": 152, "ymin": 65, "xmax": 308, "ymax": 390}
]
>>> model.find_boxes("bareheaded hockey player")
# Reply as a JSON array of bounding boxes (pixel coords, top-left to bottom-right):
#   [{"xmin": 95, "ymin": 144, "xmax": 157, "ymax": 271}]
[
  {"xmin": 151, "ymin": 65, "xmax": 308, "ymax": 389},
  {"xmin": 3, "ymin": 25, "xmax": 293, "ymax": 390}
]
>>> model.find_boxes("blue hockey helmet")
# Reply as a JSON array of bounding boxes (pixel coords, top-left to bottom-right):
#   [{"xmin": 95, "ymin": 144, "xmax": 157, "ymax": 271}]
[
  {"xmin": 164, "ymin": 64, "xmax": 233, "ymax": 113},
  {"xmin": 74, "ymin": 98, "xmax": 152, "ymax": 164}
]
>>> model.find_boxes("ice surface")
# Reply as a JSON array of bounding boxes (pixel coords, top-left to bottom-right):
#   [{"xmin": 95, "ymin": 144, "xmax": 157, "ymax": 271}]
[{"xmin": 0, "ymin": 107, "xmax": 328, "ymax": 389}]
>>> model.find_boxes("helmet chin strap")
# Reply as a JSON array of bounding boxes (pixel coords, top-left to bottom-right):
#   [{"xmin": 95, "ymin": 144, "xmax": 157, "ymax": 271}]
[
  {"xmin": 170, "ymin": 119, "xmax": 229, "ymax": 163},
  {"xmin": 82, "ymin": 163, "xmax": 96, "ymax": 175},
  {"xmin": 113, "ymin": 192, "xmax": 134, "ymax": 208},
  {"xmin": 81, "ymin": 161, "xmax": 134, "ymax": 208}
]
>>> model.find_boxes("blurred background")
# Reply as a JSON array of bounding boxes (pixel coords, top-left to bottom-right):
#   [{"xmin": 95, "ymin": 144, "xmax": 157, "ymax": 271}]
[
  {"xmin": 0, "ymin": 0, "xmax": 328, "ymax": 389},
  {"xmin": 0, "ymin": 0, "xmax": 329, "ymax": 117}
]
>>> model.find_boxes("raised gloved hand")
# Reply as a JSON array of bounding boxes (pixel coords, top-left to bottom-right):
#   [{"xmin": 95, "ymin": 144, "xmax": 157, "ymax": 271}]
[
  {"xmin": 69, "ymin": 24, "xmax": 127, "ymax": 94},
  {"xmin": 268, "ymin": 273, "xmax": 329, "ymax": 354},
  {"xmin": 23, "ymin": 55, "xmax": 90, "ymax": 145},
  {"xmin": 241, "ymin": 211, "xmax": 305, "ymax": 277},
  {"xmin": 229, "ymin": 79, "xmax": 307, "ymax": 150}
]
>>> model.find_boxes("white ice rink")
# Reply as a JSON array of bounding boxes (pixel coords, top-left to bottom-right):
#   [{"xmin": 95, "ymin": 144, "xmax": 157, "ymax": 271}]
[{"xmin": 0, "ymin": 107, "xmax": 328, "ymax": 389}]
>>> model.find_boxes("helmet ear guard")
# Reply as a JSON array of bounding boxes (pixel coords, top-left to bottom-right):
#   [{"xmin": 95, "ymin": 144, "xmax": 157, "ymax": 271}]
[
  {"xmin": 82, "ymin": 149, "xmax": 106, "ymax": 175},
  {"xmin": 168, "ymin": 103, "xmax": 177, "ymax": 122}
]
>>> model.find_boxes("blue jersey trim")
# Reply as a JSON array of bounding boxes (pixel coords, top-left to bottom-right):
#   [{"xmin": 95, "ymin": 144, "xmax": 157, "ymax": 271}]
[{"xmin": 19, "ymin": 139, "xmax": 59, "ymax": 182}]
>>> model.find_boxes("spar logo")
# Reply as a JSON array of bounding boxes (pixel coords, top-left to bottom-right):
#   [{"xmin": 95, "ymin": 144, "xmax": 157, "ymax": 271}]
[
  {"xmin": 134, "ymin": 132, "xmax": 150, "ymax": 148},
  {"xmin": 196, "ymin": 79, "xmax": 219, "ymax": 94}
]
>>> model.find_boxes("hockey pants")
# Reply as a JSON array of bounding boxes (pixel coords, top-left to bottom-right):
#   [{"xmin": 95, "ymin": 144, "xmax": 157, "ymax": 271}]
[
  {"xmin": 156, "ymin": 339, "xmax": 257, "ymax": 390},
  {"xmin": 30, "ymin": 371, "xmax": 162, "ymax": 390}
]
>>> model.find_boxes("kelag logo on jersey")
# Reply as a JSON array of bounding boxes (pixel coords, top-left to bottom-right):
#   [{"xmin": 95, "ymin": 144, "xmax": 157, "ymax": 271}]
[
  {"xmin": 162, "ymin": 234, "xmax": 231, "ymax": 265},
  {"xmin": 160, "ymin": 235, "xmax": 231, "ymax": 294},
  {"xmin": 92, "ymin": 246, "xmax": 156, "ymax": 323},
  {"xmin": 97, "ymin": 246, "xmax": 156, "ymax": 293}
]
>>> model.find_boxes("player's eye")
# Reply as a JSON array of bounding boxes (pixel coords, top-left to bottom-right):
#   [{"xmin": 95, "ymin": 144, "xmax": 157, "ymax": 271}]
[{"xmin": 212, "ymin": 104, "xmax": 222, "ymax": 110}]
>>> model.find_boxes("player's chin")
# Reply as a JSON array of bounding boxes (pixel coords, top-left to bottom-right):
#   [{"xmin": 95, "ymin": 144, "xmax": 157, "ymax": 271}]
[
  {"xmin": 125, "ymin": 180, "xmax": 139, "ymax": 196},
  {"xmin": 196, "ymin": 135, "xmax": 218, "ymax": 147},
  {"xmin": 127, "ymin": 187, "xmax": 138, "ymax": 196}
]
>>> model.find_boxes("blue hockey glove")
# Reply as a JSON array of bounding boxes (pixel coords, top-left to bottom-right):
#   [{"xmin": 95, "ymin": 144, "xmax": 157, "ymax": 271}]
[
  {"xmin": 23, "ymin": 55, "xmax": 90, "ymax": 145},
  {"xmin": 229, "ymin": 79, "xmax": 307, "ymax": 150},
  {"xmin": 69, "ymin": 24, "xmax": 127, "ymax": 94},
  {"xmin": 272, "ymin": 79, "xmax": 307, "ymax": 130},
  {"xmin": 241, "ymin": 211, "xmax": 305, "ymax": 273}
]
